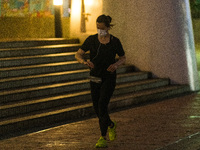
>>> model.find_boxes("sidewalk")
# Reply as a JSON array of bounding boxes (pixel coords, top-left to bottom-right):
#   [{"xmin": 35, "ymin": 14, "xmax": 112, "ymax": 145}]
[{"xmin": 0, "ymin": 92, "xmax": 200, "ymax": 150}]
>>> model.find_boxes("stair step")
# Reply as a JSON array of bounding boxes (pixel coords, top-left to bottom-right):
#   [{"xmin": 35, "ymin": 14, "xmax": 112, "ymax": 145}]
[
  {"xmin": 0, "ymin": 38, "xmax": 80, "ymax": 48},
  {"xmin": 0, "ymin": 63, "xmax": 134, "ymax": 79},
  {"xmin": 0, "ymin": 52, "xmax": 77, "ymax": 67},
  {"xmin": 0, "ymin": 44, "xmax": 80, "ymax": 58},
  {"xmin": 0, "ymin": 85, "xmax": 190, "ymax": 137},
  {"xmin": 0, "ymin": 69, "xmax": 89, "ymax": 90},
  {"xmin": 110, "ymin": 85, "xmax": 190, "ymax": 108},
  {"xmin": 115, "ymin": 78, "xmax": 170, "ymax": 95},
  {"xmin": 0, "ymin": 72, "xmax": 149, "ymax": 104},
  {"xmin": 0, "ymin": 67, "xmax": 140, "ymax": 90},
  {"xmin": 0, "ymin": 91, "xmax": 91, "ymax": 119},
  {"xmin": 0, "ymin": 79, "xmax": 90, "ymax": 104},
  {"xmin": 0, "ymin": 61, "xmax": 87, "ymax": 78},
  {"xmin": 0, "ymin": 78, "xmax": 169, "ymax": 118}
]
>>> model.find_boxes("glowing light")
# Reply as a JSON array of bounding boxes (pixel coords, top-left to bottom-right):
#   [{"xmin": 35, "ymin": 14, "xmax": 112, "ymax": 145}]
[
  {"xmin": 84, "ymin": 0, "xmax": 93, "ymax": 6},
  {"xmin": 70, "ymin": 0, "xmax": 82, "ymax": 37},
  {"xmin": 71, "ymin": 0, "xmax": 81, "ymax": 16},
  {"xmin": 53, "ymin": 0, "xmax": 63, "ymax": 6}
]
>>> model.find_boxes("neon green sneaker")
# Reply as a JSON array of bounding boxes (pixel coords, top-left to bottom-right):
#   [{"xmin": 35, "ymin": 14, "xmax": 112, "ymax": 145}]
[
  {"xmin": 95, "ymin": 136, "xmax": 107, "ymax": 148},
  {"xmin": 108, "ymin": 121, "xmax": 117, "ymax": 141}
]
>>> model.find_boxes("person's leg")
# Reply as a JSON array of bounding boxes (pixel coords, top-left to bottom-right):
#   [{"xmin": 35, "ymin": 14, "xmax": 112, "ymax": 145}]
[
  {"xmin": 90, "ymin": 81, "xmax": 108, "ymax": 148},
  {"xmin": 90, "ymin": 81, "xmax": 101, "ymax": 117},
  {"xmin": 98, "ymin": 77, "xmax": 116, "ymax": 137}
]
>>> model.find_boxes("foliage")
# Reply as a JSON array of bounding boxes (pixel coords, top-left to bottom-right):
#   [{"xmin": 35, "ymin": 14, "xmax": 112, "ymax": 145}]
[{"xmin": 190, "ymin": 0, "xmax": 200, "ymax": 18}]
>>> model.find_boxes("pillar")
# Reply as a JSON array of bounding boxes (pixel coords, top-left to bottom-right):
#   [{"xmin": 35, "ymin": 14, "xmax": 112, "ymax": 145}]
[{"xmin": 103, "ymin": 0, "xmax": 200, "ymax": 91}]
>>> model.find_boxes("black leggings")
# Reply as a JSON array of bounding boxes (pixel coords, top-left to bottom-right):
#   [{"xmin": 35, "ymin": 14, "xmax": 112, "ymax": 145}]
[{"xmin": 90, "ymin": 76, "xmax": 116, "ymax": 136}]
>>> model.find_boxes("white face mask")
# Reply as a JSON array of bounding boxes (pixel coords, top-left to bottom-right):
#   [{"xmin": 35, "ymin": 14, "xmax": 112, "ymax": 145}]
[{"xmin": 97, "ymin": 29, "xmax": 108, "ymax": 37}]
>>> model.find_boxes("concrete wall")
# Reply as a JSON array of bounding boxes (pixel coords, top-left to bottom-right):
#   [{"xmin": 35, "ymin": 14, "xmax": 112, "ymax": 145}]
[
  {"xmin": 102, "ymin": 0, "xmax": 199, "ymax": 91},
  {"xmin": 0, "ymin": 17, "xmax": 70, "ymax": 39}
]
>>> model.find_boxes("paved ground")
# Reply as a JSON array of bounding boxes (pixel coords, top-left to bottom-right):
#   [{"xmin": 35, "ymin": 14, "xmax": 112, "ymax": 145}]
[{"xmin": 1, "ymin": 92, "xmax": 200, "ymax": 150}]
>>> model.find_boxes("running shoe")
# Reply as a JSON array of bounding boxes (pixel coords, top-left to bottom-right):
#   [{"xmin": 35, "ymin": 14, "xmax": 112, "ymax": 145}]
[
  {"xmin": 108, "ymin": 121, "xmax": 117, "ymax": 141},
  {"xmin": 95, "ymin": 136, "xmax": 108, "ymax": 148}
]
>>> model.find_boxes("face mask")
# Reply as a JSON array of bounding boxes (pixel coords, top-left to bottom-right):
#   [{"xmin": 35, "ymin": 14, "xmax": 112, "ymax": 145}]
[{"xmin": 97, "ymin": 29, "xmax": 108, "ymax": 37}]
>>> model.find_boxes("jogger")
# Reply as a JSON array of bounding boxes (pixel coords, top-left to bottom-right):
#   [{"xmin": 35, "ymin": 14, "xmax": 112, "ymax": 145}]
[{"xmin": 75, "ymin": 14, "xmax": 126, "ymax": 148}]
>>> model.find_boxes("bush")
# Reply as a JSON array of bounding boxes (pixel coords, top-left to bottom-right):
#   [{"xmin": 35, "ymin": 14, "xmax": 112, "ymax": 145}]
[{"xmin": 190, "ymin": 0, "xmax": 200, "ymax": 18}]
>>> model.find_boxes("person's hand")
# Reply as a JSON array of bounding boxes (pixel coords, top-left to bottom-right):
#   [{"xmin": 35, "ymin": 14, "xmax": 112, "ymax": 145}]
[
  {"xmin": 107, "ymin": 64, "xmax": 118, "ymax": 72},
  {"xmin": 84, "ymin": 60, "xmax": 94, "ymax": 69}
]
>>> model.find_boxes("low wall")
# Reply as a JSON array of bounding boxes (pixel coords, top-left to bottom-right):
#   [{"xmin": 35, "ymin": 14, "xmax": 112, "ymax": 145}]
[{"xmin": 0, "ymin": 17, "xmax": 70, "ymax": 39}]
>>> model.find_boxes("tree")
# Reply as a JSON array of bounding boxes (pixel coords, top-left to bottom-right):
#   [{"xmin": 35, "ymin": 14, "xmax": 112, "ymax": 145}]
[{"xmin": 190, "ymin": 0, "xmax": 200, "ymax": 18}]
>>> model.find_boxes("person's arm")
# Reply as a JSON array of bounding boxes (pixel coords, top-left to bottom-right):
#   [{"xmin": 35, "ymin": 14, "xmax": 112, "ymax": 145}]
[
  {"xmin": 115, "ymin": 55, "xmax": 126, "ymax": 67},
  {"xmin": 107, "ymin": 55, "xmax": 126, "ymax": 72},
  {"xmin": 75, "ymin": 48, "xmax": 87, "ymax": 64},
  {"xmin": 75, "ymin": 48, "xmax": 94, "ymax": 68}
]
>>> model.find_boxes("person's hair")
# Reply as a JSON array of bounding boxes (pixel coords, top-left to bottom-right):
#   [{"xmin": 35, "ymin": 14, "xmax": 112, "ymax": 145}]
[{"xmin": 96, "ymin": 14, "xmax": 114, "ymax": 28}]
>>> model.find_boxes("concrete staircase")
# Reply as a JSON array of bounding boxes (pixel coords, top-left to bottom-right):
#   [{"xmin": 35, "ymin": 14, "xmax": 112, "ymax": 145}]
[{"xmin": 0, "ymin": 39, "xmax": 191, "ymax": 138}]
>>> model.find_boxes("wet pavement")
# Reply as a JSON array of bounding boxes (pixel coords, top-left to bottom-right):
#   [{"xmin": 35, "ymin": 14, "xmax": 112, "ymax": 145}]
[{"xmin": 1, "ymin": 92, "xmax": 200, "ymax": 150}]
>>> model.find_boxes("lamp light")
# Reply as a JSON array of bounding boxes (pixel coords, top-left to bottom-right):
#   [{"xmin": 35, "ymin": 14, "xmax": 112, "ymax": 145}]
[
  {"xmin": 54, "ymin": 0, "xmax": 63, "ymax": 37},
  {"xmin": 53, "ymin": 0, "xmax": 63, "ymax": 6}
]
